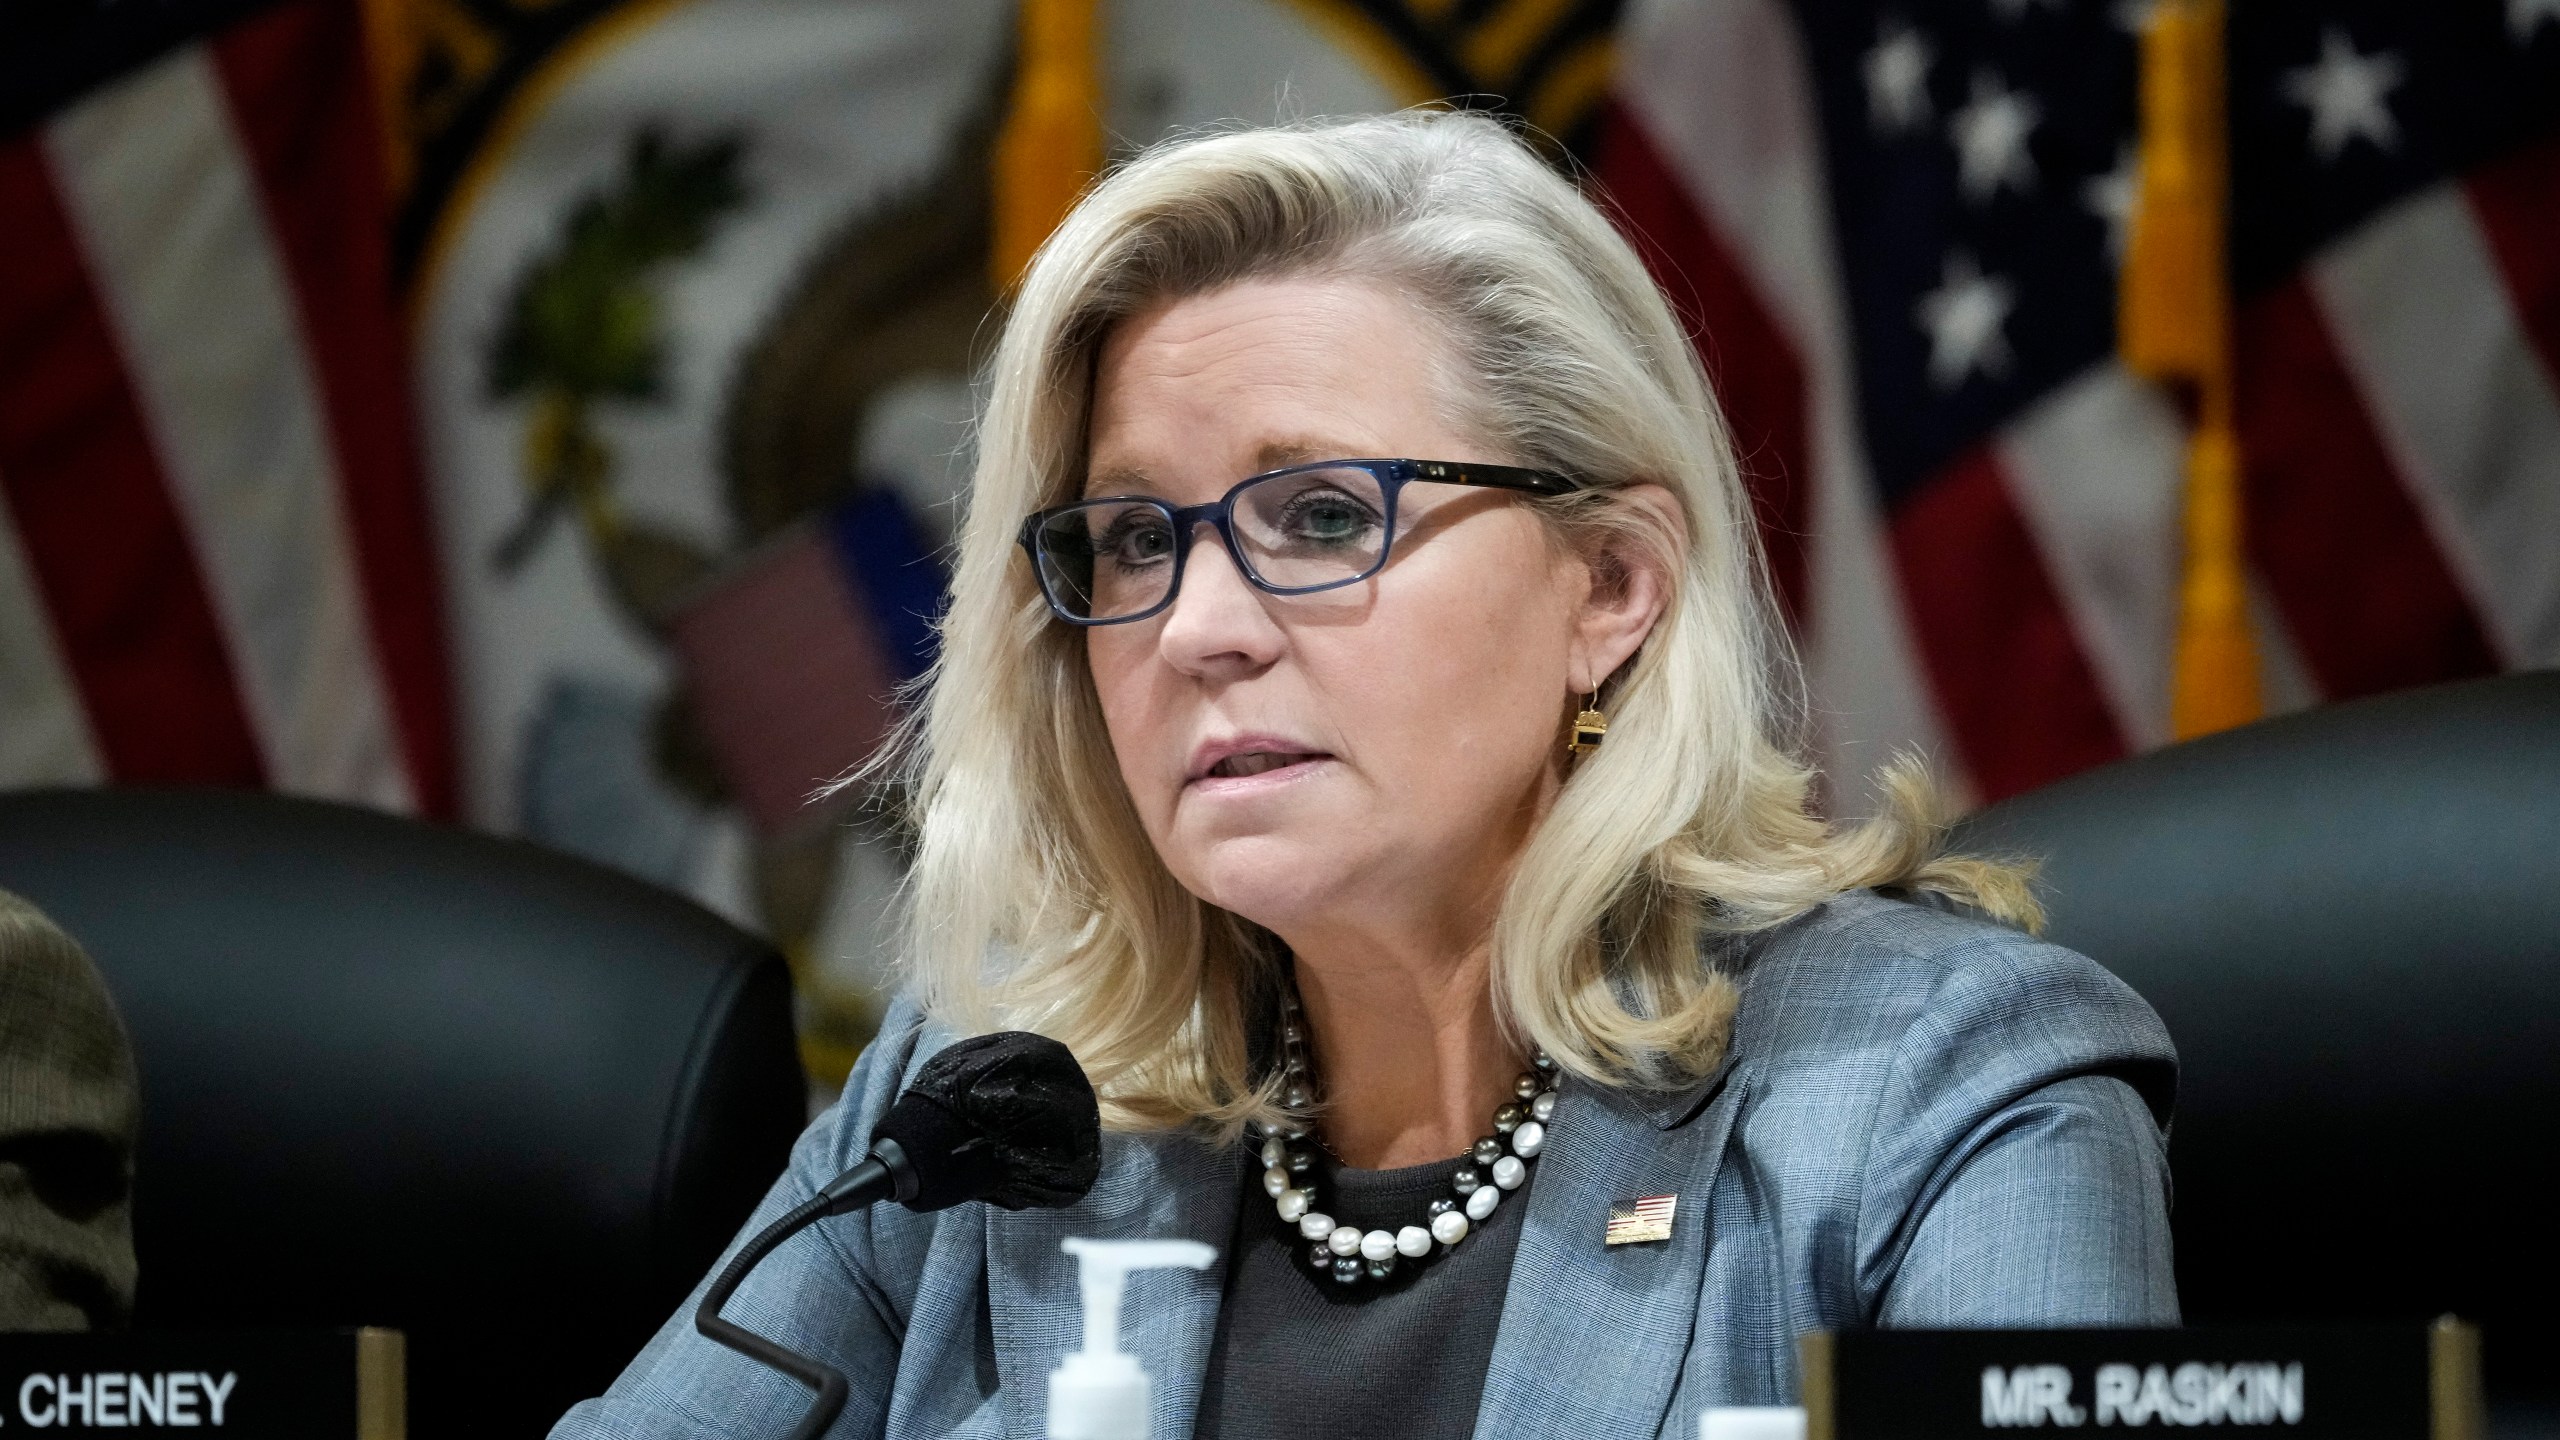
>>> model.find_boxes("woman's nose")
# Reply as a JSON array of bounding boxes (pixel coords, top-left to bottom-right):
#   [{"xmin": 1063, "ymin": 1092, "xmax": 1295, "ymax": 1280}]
[{"xmin": 1156, "ymin": 524, "xmax": 1285, "ymax": 675}]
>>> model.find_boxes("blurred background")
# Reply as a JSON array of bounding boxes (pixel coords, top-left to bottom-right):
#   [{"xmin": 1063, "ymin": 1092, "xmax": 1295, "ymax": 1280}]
[{"xmin": 3, "ymin": 0, "xmax": 2554, "ymax": 1098}]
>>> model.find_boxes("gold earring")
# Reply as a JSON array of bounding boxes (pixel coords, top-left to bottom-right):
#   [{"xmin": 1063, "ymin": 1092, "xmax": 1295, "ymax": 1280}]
[{"xmin": 1569, "ymin": 690, "xmax": 1608, "ymax": 755}]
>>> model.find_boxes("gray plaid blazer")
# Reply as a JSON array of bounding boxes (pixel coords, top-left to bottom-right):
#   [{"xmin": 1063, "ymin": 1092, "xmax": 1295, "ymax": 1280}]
[{"xmin": 554, "ymin": 890, "xmax": 2177, "ymax": 1440}]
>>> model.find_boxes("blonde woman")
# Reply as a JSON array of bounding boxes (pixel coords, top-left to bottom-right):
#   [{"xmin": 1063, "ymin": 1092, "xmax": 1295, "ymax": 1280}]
[{"xmin": 557, "ymin": 110, "xmax": 2174, "ymax": 1440}]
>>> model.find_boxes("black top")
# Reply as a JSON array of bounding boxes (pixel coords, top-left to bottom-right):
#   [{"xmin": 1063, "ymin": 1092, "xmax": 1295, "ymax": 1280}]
[{"xmin": 1195, "ymin": 1144, "xmax": 1528, "ymax": 1440}]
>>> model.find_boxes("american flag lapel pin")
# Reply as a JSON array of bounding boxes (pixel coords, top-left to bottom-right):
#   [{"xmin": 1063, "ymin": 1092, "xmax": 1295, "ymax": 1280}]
[{"xmin": 1605, "ymin": 1193, "xmax": 1678, "ymax": 1246}]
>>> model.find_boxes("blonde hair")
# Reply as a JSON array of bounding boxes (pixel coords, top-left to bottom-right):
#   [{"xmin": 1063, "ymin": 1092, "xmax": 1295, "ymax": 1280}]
[{"xmin": 890, "ymin": 109, "xmax": 2036, "ymax": 1135}]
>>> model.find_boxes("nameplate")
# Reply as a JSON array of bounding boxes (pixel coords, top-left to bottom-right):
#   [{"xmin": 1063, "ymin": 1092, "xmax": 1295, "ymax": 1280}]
[
  {"xmin": 1799, "ymin": 1320, "xmax": 2480, "ymax": 1440},
  {"xmin": 0, "ymin": 1330, "xmax": 402, "ymax": 1440}
]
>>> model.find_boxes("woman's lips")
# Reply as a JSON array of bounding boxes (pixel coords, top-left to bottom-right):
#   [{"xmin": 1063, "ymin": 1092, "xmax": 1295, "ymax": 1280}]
[
  {"xmin": 1185, "ymin": 747, "xmax": 1335, "ymax": 793},
  {"xmin": 1208, "ymin": 750, "xmax": 1322, "ymax": 779},
  {"xmin": 1182, "ymin": 732, "xmax": 1341, "ymax": 789}
]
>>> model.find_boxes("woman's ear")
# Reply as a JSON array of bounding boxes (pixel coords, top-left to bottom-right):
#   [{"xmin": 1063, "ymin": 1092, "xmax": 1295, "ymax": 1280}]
[{"xmin": 1567, "ymin": 482, "xmax": 1683, "ymax": 694}]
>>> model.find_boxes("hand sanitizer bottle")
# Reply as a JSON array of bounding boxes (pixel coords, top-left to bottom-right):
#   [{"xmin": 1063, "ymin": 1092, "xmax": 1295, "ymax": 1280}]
[
  {"xmin": 1699, "ymin": 1407, "xmax": 1807, "ymax": 1440},
  {"xmin": 1048, "ymin": 1237, "xmax": 1217, "ymax": 1440}
]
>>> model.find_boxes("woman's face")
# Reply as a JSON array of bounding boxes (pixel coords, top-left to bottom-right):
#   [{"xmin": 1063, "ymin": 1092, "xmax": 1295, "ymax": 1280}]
[{"xmin": 1081, "ymin": 276, "xmax": 1606, "ymax": 953}]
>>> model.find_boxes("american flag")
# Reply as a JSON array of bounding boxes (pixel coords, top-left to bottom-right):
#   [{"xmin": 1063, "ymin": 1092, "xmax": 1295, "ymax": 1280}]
[
  {"xmin": 1, "ymin": 0, "xmax": 958, "ymax": 839},
  {"xmin": 669, "ymin": 486, "xmax": 945, "ymax": 838},
  {"xmin": 1599, "ymin": 0, "xmax": 2560, "ymax": 804},
  {"xmin": 1, "ymin": 0, "xmax": 455, "ymax": 815},
  {"xmin": 1608, "ymin": 1192, "xmax": 1681, "ymax": 1245}
]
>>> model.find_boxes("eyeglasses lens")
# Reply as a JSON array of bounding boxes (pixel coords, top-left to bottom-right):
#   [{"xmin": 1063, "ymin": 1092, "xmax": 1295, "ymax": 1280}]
[
  {"xmin": 1034, "ymin": 500, "xmax": 1178, "ymax": 621},
  {"xmin": 1232, "ymin": 466, "xmax": 1390, "ymax": 590},
  {"xmin": 1033, "ymin": 466, "xmax": 1392, "ymax": 621}
]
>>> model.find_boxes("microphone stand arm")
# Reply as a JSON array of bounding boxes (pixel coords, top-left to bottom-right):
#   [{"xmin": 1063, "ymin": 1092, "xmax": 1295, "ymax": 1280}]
[{"xmin": 694, "ymin": 1142, "xmax": 915, "ymax": 1440}]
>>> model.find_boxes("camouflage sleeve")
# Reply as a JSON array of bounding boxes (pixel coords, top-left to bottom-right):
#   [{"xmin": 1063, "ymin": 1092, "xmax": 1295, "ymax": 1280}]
[{"xmin": 0, "ymin": 888, "xmax": 138, "ymax": 1331}]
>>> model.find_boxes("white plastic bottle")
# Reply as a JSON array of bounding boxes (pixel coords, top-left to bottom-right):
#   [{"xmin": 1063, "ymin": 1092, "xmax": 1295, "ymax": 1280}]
[
  {"xmin": 1047, "ymin": 1237, "xmax": 1217, "ymax": 1440},
  {"xmin": 1699, "ymin": 1406, "xmax": 1808, "ymax": 1440}
]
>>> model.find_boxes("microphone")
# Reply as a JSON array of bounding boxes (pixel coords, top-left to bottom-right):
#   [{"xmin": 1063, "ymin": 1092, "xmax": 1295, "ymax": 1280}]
[{"xmin": 696, "ymin": 1031, "xmax": 1102, "ymax": 1440}]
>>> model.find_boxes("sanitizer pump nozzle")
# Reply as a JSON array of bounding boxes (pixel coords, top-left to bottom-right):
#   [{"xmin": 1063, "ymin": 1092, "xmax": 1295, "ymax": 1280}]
[{"xmin": 1048, "ymin": 1237, "xmax": 1217, "ymax": 1440}]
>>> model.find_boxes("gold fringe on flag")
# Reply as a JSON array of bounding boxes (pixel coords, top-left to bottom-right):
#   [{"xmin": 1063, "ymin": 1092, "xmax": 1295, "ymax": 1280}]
[
  {"xmin": 992, "ymin": 0, "xmax": 1105, "ymax": 293},
  {"xmin": 2121, "ymin": 0, "xmax": 2262, "ymax": 739}
]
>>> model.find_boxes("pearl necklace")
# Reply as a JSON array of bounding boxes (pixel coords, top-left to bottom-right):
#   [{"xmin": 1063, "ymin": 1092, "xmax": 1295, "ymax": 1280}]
[{"xmin": 1256, "ymin": 987, "xmax": 1560, "ymax": 1285}]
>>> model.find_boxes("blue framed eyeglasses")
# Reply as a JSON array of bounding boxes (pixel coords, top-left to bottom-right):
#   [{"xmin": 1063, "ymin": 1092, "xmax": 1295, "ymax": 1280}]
[{"xmin": 1017, "ymin": 457, "xmax": 1582, "ymax": 626}]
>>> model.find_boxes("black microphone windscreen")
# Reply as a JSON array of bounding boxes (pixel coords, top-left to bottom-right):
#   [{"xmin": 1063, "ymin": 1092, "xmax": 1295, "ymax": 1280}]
[{"xmin": 873, "ymin": 1030, "xmax": 1101, "ymax": 1212}]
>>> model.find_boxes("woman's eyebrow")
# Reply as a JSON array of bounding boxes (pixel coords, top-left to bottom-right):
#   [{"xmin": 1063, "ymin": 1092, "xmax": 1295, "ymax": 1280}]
[
  {"xmin": 1252, "ymin": 438, "xmax": 1336, "ymax": 470},
  {"xmin": 1079, "ymin": 439, "xmax": 1354, "ymax": 499},
  {"xmin": 1082, "ymin": 464, "xmax": 1153, "ymax": 499}
]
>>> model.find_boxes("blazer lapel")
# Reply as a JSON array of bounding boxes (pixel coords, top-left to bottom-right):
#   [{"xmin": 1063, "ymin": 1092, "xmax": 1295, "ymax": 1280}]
[
  {"xmin": 984, "ymin": 1127, "xmax": 1239, "ymax": 1440},
  {"xmin": 1472, "ymin": 1062, "xmax": 1750, "ymax": 1440}
]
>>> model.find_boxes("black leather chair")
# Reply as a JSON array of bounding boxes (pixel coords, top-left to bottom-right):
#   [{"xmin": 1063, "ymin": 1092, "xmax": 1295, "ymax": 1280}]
[
  {"xmin": 0, "ymin": 789, "xmax": 807, "ymax": 1438},
  {"xmin": 1956, "ymin": 673, "xmax": 2560, "ymax": 1411}
]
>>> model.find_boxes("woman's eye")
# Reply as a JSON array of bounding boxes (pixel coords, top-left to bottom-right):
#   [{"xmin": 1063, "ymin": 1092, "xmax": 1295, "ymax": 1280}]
[
  {"xmin": 1100, "ymin": 516, "xmax": 1173, "ymax": 565},
  {"xmin": 1281, "ymin": 491, "xmax": 1379, "ymax": 543}
]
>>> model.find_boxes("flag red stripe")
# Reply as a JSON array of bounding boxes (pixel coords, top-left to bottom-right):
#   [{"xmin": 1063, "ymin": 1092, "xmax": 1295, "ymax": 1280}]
[
  {"xmin": 0, "ymin": 138, "xmax": 268, "ymax": 786},
  {"xmin": 1888, "ymin": 449, "xmax": 2126, "ymax": 801},
  {"xmin": 212, "ymin": 0, "xmax": 458, "ymax": 817},
  {"xmin": 2462, "ymin": 131, "xmax": 2560, "ymax": 402},
  {"xmin": 670, "ymin": 532, "xmax": 900, "ymax": 836},
  {"xmin": 2236, "ymin": 279, "xmax": 2500, "ymax": 695},
  {"xmin": 1591, "ymin": 100, "xmax": 1812, "ymax": 629}
]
